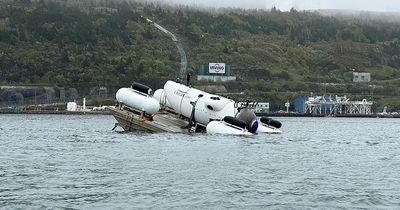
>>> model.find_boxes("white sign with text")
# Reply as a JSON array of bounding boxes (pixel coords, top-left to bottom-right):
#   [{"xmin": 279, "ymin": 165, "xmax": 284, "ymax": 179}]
[{"xmin": 209, "ymin": 63, "xmax": 226, "ymax": 74}]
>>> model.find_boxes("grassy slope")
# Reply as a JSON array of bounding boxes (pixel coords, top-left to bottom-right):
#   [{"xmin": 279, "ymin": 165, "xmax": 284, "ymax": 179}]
[{"xmin": 0, "ymin": 1, "xmax": 399, "ymax": 110}]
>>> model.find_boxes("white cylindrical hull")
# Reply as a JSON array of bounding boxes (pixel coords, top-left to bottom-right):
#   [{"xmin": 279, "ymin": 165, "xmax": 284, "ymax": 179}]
[
  {"xmin": 163, "ymin": 80, "xmax": 235, "ymax": 125},
  {"xmin": 206, "ymin": 121, "xmax": 252, "ymax": 135},
  {"xmin": 153, "ymin": 89, "xmax": 171, "ymax": 108},
  {"xmin": 163, "ymin": 80, "xmax": 205, "ymax": 117},
  {"xmin": 116, "ymin": 88, "xmax": 160, "ymax": 115}
]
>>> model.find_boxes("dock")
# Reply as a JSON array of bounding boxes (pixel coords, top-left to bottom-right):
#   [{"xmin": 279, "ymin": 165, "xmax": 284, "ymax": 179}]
[
  {"xmin": 256, "ymin": 112, "xmax": 400, "ymax": 118},
  {"xmin": 107, "ymin": 106, "xmax": 188, "ymax": 132},
  {"xmin": 0, "ymin": 109, "xmax": 111, "ymax": 115}
]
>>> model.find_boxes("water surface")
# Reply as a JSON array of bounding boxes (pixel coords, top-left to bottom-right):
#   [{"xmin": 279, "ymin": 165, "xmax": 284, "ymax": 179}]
[{"xmin": 1, "ymin": 115, "xmax": 400, "ymax": 209}]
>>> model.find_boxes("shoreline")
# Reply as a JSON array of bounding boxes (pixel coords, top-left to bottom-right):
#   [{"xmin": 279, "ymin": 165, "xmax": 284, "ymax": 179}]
[
  {"xmin": 1, "ymin": 110, "xmax": 399, "ymax": 118},
  {"xmin": 257, "ymin": 112, "xmax": 400, "ymax": 118},
  {"xmin": 0, "ymin": 110, "xmax": 111, "ymax": 115}
]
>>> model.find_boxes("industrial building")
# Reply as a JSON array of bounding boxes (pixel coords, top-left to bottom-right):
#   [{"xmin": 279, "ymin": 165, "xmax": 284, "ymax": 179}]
[
  {"xmin": 196, "ymin": 63, "xmax": 236, "ymax": 82},
  {"xmin": 353, "ymin": 72, "xmax": 371, "ymax": 82},
  {"xmin": 295, "ymin": 95, "xmax": 373, "ymax": 115}
]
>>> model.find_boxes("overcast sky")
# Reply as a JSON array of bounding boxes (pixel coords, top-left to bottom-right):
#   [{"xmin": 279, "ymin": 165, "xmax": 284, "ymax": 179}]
[{"xmin": 155, "ymin": 0, "xmax": 400, "ymax": 12}]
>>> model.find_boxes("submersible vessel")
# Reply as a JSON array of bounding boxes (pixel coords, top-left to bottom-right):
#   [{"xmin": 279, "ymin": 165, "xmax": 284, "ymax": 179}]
[{"xmin": 108, "ymin": 80, "xmax": 282, "ymax": 135}]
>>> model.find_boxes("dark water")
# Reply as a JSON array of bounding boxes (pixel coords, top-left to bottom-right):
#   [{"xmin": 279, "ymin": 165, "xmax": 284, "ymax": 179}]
[{"xmin": 1, "ymin": 114, "xmax": 400, "ymax": 209}]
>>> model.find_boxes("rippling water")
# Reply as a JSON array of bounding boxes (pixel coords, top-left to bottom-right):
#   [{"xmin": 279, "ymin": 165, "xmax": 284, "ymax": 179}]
[{"xmin": 1, "ymin": 114, "xmax": 400, "ymax": 209}]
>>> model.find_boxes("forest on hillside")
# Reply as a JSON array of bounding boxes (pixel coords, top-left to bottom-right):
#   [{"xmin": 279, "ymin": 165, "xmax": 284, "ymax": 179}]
[{"xmin": 0, "ymin": 0, "xmax": 399, "ymax": 110}]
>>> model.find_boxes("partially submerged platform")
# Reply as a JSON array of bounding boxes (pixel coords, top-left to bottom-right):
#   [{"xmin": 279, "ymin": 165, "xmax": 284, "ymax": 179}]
[{"xmin": 107, "ymin": 106, "xmax": 188, "ymax": 133}]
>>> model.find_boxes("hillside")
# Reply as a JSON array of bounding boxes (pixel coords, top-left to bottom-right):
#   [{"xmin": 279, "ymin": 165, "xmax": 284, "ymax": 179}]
[{"xmin": 0, "ymin": 0, "xmax": 399, "ymax": 111}]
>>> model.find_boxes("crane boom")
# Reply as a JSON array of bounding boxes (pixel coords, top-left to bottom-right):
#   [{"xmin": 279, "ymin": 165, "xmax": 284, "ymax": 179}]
[{"xmin": 143, "ymin": 17, "xmax": 187, "ymax": 82}]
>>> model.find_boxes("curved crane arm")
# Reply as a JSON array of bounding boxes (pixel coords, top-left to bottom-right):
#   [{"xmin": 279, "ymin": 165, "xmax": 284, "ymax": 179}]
[{"xmin": 143, "ymin": 17, "xmax": 187, "ymax": 82}]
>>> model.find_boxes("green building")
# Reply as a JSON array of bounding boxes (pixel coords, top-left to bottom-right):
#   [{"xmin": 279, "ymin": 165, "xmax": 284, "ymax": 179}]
[{"xmin": 196, "ymin": 63, "xmax": 236, "ymax": 82}]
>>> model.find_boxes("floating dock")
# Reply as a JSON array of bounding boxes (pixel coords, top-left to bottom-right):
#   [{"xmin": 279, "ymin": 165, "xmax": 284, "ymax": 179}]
[{"xmin": 107, "ymin": 106, "xmax": 188, "ymax": 133}]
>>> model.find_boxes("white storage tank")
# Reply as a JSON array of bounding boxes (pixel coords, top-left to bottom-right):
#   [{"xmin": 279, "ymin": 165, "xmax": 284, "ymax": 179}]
[{"xmin": 67, "ymin": 102, "xmax": 77, "ymax": 111}]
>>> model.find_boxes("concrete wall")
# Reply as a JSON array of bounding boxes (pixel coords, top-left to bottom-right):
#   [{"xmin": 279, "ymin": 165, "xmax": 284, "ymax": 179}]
[
  {"xmin": 197, "ymin": 75, "xmax": 236, "ymax": 82},
  {"xmin": 0, "ymin": 86, "xmax": 79, "ymax": 105}
]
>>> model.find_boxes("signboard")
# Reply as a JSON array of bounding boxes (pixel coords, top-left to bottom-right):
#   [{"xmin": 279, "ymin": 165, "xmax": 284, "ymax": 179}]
[{"xmin": 209, "ymin": 63, "xmax": 226, "ymax": 74}]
